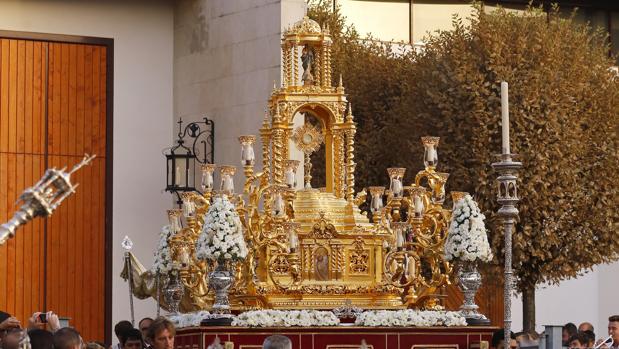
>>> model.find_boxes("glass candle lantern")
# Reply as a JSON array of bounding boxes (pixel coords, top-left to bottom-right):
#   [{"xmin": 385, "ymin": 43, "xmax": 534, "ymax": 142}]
[
  {"xmin": 421, "ymin": 136, "xmax": 440, "ymax": 168},
  {"xmin": 167, "ymin": 209, "xmax": 183, "ymax": 233},
  {"xmin": 238, "ymin": 135, "xmax": 256, "ymax": 166},
  {"xmin": 368, "ymin": 186, "xmax": 385, "ymax": 213},
  {"xmin": 392, "ymin": 222, "xmax": 408, "ymax": 249},
  {"xmin": 387, "ymin": 168, "xmax": 406, "ymax": 198},
  {"xmin": 410, "ymin": 186, "xmax": 427, "ymax": 218},
  {"xmin": 283, "ymin": 221, "xmax": 301, "ymax": 252},
  {"xmin": 219, "ymin": 165, "xmax": 237, "ymax": 194},
  {"xmin": 200, "ymin": 164, "xmax": 217, "ymax": 192},
  {"xmin": 451, "ymin": 191, "xmax": 468, "ymax": 207},
  {"xmin": 283, "ymin": 159, "xmax": 300, "ymax": 189},
  {"xmin": 180, "ymin": 192, "xmax": 196, "ymax": 217},
  {"xmin": 272, "ymin": 186, "xmax": 286, "ymax": 217}
]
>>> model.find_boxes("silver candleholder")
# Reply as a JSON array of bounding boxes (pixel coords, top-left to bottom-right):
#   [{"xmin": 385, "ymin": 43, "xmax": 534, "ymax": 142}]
[
  {"xmin": 492, "ymin": 152, "xmax": 522, "ymax": 341},
  {"xmin": 0, "ymin": 154, "xmax": 95, "ymax": 245}
]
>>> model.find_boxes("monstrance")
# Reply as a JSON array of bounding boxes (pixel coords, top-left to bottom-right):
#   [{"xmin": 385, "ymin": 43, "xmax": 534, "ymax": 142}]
[{"xmin": 292, "ymin": 122, "xmax": 324, "ymax": 189}]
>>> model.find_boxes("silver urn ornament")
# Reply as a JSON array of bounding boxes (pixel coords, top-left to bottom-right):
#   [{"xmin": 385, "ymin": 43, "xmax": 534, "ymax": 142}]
[
  {"xmin": 457, "ymin": 261, "xmax": 490, "ymax": 325},
  {"xmin": 208, "ymin": 261, "xmax": 234, "ymax": 314},
  {"xmin": 163, "ymin": 270, "xmax": 184, "ymax": 314}
]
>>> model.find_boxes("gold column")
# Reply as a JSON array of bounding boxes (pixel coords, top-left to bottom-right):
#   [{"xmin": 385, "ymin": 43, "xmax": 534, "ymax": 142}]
[
  {"xmin": 333, "ymin": 129, "xmax": 345, "ymax": 199},
  {"xmin": 293, "ymin": 43, "xmax": 299, "ymax": 87},
  {"xmin": 272, "ymin": 107, "xmax": 285, "ymax": 184},
  {"xmin": 325, "ymin": 43, "xmax": 332, "ymax": 87},
  {"xmin": 260, "ymin": 113, "xmax": 271, "ymax": 184},
  {"xmin": 344, "ymin": 104, "xmax": 356, "ymax": 201},
  {"xmin": 321, "ymin": 44, "xmax": 327, "ymax": 88},
  {"xmin": 315, "ymin": 44, "xmax": 322, "ymax": 87},
  {"xmin": 282, "ymin": 42, "xmax": 290, "ymax": 88}
]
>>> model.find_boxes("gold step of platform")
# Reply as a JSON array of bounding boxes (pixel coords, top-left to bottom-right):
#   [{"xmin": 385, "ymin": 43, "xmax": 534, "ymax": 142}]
[{"xmin": 293, "ymin": 189, "xmax": 371, "ymax": 232}]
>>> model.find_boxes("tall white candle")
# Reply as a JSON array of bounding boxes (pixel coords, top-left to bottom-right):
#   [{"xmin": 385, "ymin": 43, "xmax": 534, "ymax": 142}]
[{"xmin": 501, "ymin": 81, "xmax": 510, "ymax": 155}]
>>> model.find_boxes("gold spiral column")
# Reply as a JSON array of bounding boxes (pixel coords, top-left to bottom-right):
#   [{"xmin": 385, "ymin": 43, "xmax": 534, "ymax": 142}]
[
  {"xmin": 260, "ymin": 112, "xmax": 272, "ymax": 184},
  {"xmin": 293, "ymin": 43, "xmax": 299, "ymax": 86},
  {"xmin": 325, "ymin": 43, "xmax": 332, "ymax": 87},
  {"xmin": 272, "ymin": 107, "xmax": 286, "ymax": 184},
  {"xmin": 282, "ymin": 42, "xmax": 291, "ymax": 88},
  {"xmin": 344, "ymin": 106, "xmax": 356, "ymax": 202},
  {"xmin": 333, "ymin": 129, "xmax": 345, "ymax": 199}
]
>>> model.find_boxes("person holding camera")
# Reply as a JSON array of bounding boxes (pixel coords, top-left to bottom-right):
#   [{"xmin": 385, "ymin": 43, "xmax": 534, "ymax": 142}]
[{"xmin": 28, "ymin": 311, "xmax": 61, "ymax": 333}]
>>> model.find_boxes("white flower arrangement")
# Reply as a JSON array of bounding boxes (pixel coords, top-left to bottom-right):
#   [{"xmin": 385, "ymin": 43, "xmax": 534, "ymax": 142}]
[
  {"xmin": 232, "ymin": 310, "xmax": 340, "ymax": 327},
  {"xmin": 354, "ymin": 310, "xmax": 467, "ymax": 327},
  {"xmin": 196, "ymin": 196, "xmax": 248, "ymax": 262},
  {"xmin": 152, "ymin": 225, "xmax": 174, "ymax": 274},
  {"xmin": 167, "ymin": 310, "xmax": 211, "ymax": 328},
  {"xmin": 444, "ymin": 195, "xmax": 493, "ymax": 263}
]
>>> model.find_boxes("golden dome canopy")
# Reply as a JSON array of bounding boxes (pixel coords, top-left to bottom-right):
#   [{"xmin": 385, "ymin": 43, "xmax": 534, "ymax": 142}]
[{"xmin": 288, "ymin": 16, "xmax": 322, "ymax": 35}]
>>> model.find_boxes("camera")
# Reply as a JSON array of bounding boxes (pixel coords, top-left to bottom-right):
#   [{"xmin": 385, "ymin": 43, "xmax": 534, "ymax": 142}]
[{"xmin": 38, "ymin": 313, "xmax": 47, "ymax": 323}]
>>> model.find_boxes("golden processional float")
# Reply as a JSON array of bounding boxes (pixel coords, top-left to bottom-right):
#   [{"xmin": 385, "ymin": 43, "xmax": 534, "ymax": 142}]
[{"xmin": 122, "ymin": 16, "xmax": 463, "ymax": 313}]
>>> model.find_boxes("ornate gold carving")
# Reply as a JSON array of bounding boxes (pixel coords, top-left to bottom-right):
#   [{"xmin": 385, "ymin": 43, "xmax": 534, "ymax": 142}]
[
  {"xmin": 270, "ymin": 254, "xmax": 291, "ymax": 275},
  {"xmin": 349, "ymin": 238, "xmax": 369, "ymax": 274},
  {"xmin": 310, "ymin": 211, "xmax": 337, "ymax": 239},
  {"xmin": 125, "ymin": 15, "xmax": 459, "ymax": 313}
]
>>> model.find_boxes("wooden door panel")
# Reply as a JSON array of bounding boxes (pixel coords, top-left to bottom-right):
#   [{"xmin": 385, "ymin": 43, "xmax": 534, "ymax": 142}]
[{"xmin": 0, "ymin": 37, "xmax": 108, "ymax": 342}]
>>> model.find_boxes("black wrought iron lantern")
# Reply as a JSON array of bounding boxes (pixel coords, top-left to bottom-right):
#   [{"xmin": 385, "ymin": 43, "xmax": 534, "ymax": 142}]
[
  {"xmin": 165, "ymin": 116, "xmax": 214, "ymax": 202},
  {"xmin": 166, "ymin": 143, "xmax": 197, "ymax": 193}
]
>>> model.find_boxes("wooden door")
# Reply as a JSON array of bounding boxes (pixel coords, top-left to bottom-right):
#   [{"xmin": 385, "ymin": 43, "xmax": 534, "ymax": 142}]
[{"xmin": 0, "ymin": 36, "xmax": 111, "ymax": 343}]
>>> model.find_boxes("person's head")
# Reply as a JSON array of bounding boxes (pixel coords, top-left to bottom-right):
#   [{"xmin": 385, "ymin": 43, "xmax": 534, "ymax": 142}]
[
  {"xmin": 563, "ymin": 323, "xmax": 578, "ymax": 345},
  {"xmin": 121, "ymin": 329, "xmax": 144, "ymax": 349},
  {"xmin": 1, "ymin": 327, "xmax": 23, "ymax": 349},
  {"xmin": 515, "ymin": 332, "xmax": 539, "ymax": 349},
  {"xmin": 582, "ymin": 330, "xmax": 596, "ymax": 347},
  {"xmin": 138, "ymin": 318, "xmax": 154, "ymax": 345},
  {"xmin": 578, "ymin": 322, "xmax": 594, "ymax": 333},
  {"xmin": 609, "ymin": 315, "xmax": 619, "ymax": 343},
  {"xmin": 491, "ymin": 330, "xmax": 517, "ymax": 349},
  {"xmin": 262, "ymin": 335, "xmax": 292, "ymax": 349},
  {"xmin": 146, "ymin": 317, "xmax": 175, "ymax": 349},
  {"xmin": 85, "ymin": 342, "xmax": 106, "ymax": 349},
  {"xmin": 568, "ymin": 333, "xmax": 588, "ymax": 349},
  {"xmin": 53, "ymin": 327, "xmax": 83, "ymax": 349},
  {"xmin": 28, "ymin": 329, "xmax": 54, "ymax": 349},
  {"xmin": 115, "ymin": 321, "xmax": 134, "ymax": 342}
]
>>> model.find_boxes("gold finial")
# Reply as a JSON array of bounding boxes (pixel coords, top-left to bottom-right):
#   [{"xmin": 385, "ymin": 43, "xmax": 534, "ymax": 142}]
[
  {"xmin": 338, "ymin": 74, "xmax": 343, "ymax": 88},
  {"xmin": 346, "ymin": 102, "xmax": 353, "ymax": 122},
  {"xmin": 273, "ymin": 80, "xmax": 278, "ymax": 90}
]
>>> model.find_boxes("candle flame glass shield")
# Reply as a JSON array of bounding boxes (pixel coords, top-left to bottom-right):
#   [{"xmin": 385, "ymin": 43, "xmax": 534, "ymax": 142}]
[
  {"xmin": 239, "ymin": 135, "xmax": 256, "ymax": 166},
  {"xmin": 451, "ymin": 191, "xmax": 468, "ymax": 207},
  {"xmin": 283, "ymin": 160, "xmax": 301, "ymax": 189},
  {"xmin": 219, "ymin": 166, "xmax": 237, "ymax": 194},
  {"xmin": 283, "ymin": 221, "xmax": 301, "ymax": 251},
  {"xmin": 167, "ymin": 209, "xmax": 183, "ymax": 233},
  {"xmin": 387, "ymin": 168, "xmax": 406, "ymax": 198},
  {"xmin": 392, "ymin": 222, "xmax": 408, "ymax": 249},
  {"xmin": 201, "ymin": 164, "xmax": 217, "ymax": 192},
  {"xmin": 422, "ymin": 137, "xmax": 440, "ymax": 168},
  {"xmin": 368, "ymin": 186, "xmax": 385, "ymax": 213},
  {"xmin": 180, "ymin": 192, "xmax": 196, "ymax": 217},
  {"xmin": 410, "ymin": 186, "xmax": 427, "ymax": 218}
]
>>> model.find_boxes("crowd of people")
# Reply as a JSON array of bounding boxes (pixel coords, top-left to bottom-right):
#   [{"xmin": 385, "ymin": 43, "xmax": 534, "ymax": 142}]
[
  {"xmin": 1, "ymin": 311, "xmax": 618, "ymax": 349},
  {"xmin": 489, "ymin": 316, "xmax": 619, "ymax": 349}
]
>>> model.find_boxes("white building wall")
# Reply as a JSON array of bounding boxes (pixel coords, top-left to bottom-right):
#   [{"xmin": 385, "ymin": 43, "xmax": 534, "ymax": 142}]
[
  {"xmin": 174, "ymin": 0, "xmax": 304, "ymax": 190},
  {"xmin": 0, "ymin": 0, "xmax": 174, "ymax": 341}
]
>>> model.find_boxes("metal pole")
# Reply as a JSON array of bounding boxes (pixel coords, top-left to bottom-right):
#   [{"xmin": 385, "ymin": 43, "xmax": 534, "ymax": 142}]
[
  {"xmin": 125, "ymin": 251, "xmax": 136, "ymax": 326},
  {"xmin": 156, "ymin": 273, "xmax": 161, "ymax": 317},
  {"xmin": 492, "ymin": 153, "xmax": 521, "ymax": 342}
]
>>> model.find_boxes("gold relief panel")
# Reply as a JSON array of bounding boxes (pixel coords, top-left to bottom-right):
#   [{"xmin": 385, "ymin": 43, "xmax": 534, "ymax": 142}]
[{"xmin": 411, "ymin": 345, "xmax": 459, "ymax": 349}]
